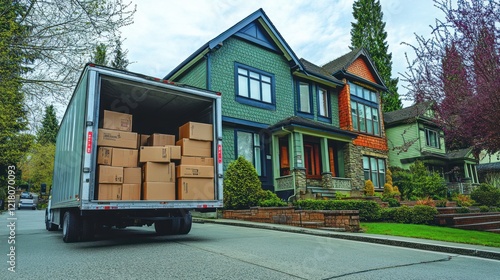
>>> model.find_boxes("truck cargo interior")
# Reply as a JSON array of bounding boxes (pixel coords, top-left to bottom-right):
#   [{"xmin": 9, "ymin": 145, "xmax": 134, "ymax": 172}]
[{"xmin": 98, "ymin": 75, "xmax": 215, "ymax": 136}]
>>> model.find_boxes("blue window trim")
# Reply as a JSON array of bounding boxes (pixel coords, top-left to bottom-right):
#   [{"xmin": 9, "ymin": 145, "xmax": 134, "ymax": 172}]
[
  {"xmin": 234, "ymin": 62, "xmax": 276, "ymax": 110},
  {"xmin": 234, "ymin": 129, "xmax": 265, "ymax": 177},
  {"xmin": 296, "ymin": 80, "xmax": 314, "ymax": 119},
  {"xmin": 316, "ymin": 86, "xmax": 332, "ymax": 123}
]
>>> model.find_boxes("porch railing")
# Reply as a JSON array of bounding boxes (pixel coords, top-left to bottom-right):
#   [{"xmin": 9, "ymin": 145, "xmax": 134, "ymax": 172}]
[
  {"xmin": 324, "ymin": 177, "xmax": 352, "ymax": 190},
  {"xmin": 275, "ymin": 174, "xmax": 295, "ymax": 191},
  {"xmin": 447, "ymin": 182, "xmax": 480, "ymax": 195}
]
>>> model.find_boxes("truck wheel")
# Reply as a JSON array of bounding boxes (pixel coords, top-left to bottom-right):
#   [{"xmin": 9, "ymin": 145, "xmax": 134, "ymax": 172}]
[
  {"xmin": 62, "ymin": 211, "xmax": 80, "ymax": 243},
  {"xmin": 155, "ymin": 219, "xmax": 180, "ymax": 235},
  {"xmin": 179, "ymin": 212, "xmax": 192, "ymax": 235},
  {"xmin": 45, "ymin": 210, "xmax": 58, "ymax": 231}
]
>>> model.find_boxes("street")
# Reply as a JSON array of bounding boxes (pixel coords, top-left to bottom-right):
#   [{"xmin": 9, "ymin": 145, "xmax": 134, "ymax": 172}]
[{"xmin": 1, "ymin": 210, "xmax": 499, "ymax": 280}]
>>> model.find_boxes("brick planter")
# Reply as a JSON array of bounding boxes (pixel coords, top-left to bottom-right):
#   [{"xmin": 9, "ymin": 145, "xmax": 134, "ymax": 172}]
[{"xmin": 223, "ymin": 207, "xmax": 360, "ymax": 232}]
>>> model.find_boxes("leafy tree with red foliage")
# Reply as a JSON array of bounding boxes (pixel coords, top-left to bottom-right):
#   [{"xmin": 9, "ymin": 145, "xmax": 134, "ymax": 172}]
[{"xmin": 402, "ymin": 0, "xmax": 499, "ymax": 155}]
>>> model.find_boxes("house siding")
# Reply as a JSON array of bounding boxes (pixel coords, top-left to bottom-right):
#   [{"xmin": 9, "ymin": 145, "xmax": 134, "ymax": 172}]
[
  {"xmin": 209, "ymin": 37, "xmax": 294, "ymax": 124},
  {"xmin": 347, "ymin": 58, "xmax": 377, "ymax": 83},
  {"xmin": 386, "ymin": 123, "xmax": 420, "ymax": 169},
  {"xmin": 177, "ymin": 59, "xmax": 207, "ymax": 88}
]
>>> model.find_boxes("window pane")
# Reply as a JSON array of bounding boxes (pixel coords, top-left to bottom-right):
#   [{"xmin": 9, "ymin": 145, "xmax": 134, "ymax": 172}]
[
  {"xmin": 237, "ymin": 132, "xmax": 253, "ymax": 163},
  {"xmin": 358, "ymin": 103, "xmax": 366, "ymax": 132},
  {"xmin": 356, "ymin": 85, "xmax": 363, "ymax": 97},
  {"xmin": 318, "ymin": 88, "xmax": 328, "ymax": 117},
  {"xmin": 253, "ymin": 134, "xmax": 261, "ymax": 175},
  {"xmin": 299, "ymin": 83, "xmax": 311, "ymax": 113},
  {"xmin": 372, "ymin": 108, "xmax": 379, "ymax": 135},
  {"xmin": 262, "ymin": 83, "xmax": 271, "ymax": 103},
  {"xmin": 250, "ymin": 79, "xmax": 260, "ymax": 100},
  {"xmin": 378, "ymin": 159, "xmax": 385, "ymax": 187},
  {"xmin": 238, "ymin": 68, "xmax": 247, "ymax": 75},
  {"xmin": 371, "ymin": 92, "xmax": 377, "ymax": 102},
  {"xmin": 371, "ymin": 157, "xmax": 378, "ymax": 187},
  {"xmin": 363, "ymin": 156, "xmax": 370, "ymax": 180},
  {"xmin": 238, "ymin": 75, "xmax": 248, "ymax": 97},
  {"xmin": 262, "ymin": 76, "xmax": 271, "ymax": 83},
  {"xmin": 351, "ymin": 101, "xmax": 358, "ymax": 130},
  {"xmin": 364, "ymin": 88, "xmax": 370, "ymax": 100},
  {"xmin": 366, "ymin": 107, "xmax": 373, "ymax": 134},
  {"xmin": 249, "ymin": 71, "xmax": 259, "ymax": 79}
]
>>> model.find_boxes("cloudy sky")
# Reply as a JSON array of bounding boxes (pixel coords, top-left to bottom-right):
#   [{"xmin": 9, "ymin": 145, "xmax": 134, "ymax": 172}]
[{"xmin": 120, "ymin": 0, "xmax": 446, "ymax": 106}]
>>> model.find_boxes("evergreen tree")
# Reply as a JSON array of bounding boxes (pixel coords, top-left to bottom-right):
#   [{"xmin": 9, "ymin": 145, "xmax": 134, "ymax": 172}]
[
  {"xmin": 37, "ymin": 105, "xmax": 59, "ymax": 144},
  {"xmin": 0, "ymin": 0, "xmax": 33, "ymax": 189},
  {"xmin": 92, "ymin": 43, "xmax": 109, "ymax": 66},
  {"xmin": 111, "ymin": 37, "xmax": 130, "ymax": 70},
  {"xmin": 350, "ymin": 0, "xmax": 402, "ymax": 112}
]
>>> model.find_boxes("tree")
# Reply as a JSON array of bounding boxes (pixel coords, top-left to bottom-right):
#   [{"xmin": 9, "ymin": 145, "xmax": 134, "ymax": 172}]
[
  {"xmin": 350, "ymin": 0, "xmax": 402, "ymax": 112},
  {"xmin": 5, "ymin": 0, "xmax": 135, "ymax": 124},
  {"xmin": 402, "ymin": 0, "xmax": 500, "ymax": 154},
  {"xmin": 223, "ymin": 156, "xmax": 264, "ymax": 210},
  {"xmin": 111, "ymin": 37, "xmax": 130, "ymax": 70},
  {"xmin": 92, "ymin": 43, "xmax": 109, "ymax": 66},
  {"xmin": 37, "ymin": 105, "xmax": 59, "ymax": 144},
  {"xmin": 18, "ymin": 143, "xmax": 56, "ymax": 193},
  {"xmin": 0, "ymin": 0, "xmax": 33, "ymax": 191}
]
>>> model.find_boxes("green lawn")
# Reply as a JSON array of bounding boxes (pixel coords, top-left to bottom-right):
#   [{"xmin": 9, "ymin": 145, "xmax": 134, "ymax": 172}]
[{"xmin": 360, "ymin": 222, "xmax": 500, "ymax": 247}]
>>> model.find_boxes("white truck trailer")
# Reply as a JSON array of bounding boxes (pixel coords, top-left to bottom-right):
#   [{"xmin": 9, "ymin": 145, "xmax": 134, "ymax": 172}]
[{"xmin": 45, "ymin": 64, "xmax": 223, "ymax": 242}]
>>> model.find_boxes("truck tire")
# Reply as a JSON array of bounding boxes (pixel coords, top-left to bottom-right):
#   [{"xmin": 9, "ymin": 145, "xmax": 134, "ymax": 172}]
[
  {"xmin": 155, "ymin": 218, "xmax": 180, "ymax": 235},
  {"xmin": 62, "ymin": 211, "xmax": 80, "ymax": 243},
  {"xmin": 45, "ymin": 210, "xmax": 58, "ymax": 231},
  {"xmin": 179, "ymin": 212, "xmax": 192, "ymax": 235}
]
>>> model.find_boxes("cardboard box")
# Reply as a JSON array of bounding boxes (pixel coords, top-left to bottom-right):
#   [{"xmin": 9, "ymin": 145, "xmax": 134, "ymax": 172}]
[
  {"xmin": 177, "ymin": 178, "xmax": 215, "ymax": 200},
  {"xmin": 112, "ymin": 148, "xmax": 138, "ymax": 167},
  {"xmin": 176, "ymin": 138, "xmax": 211, "ymax": 157},
  {"xmin": 138, "ymin": 134, "xmax": 150, "ymax": 147},
  {"xmin": 98, "ymin": 165, "xmax": 123, "ymax": 183},
  {"xmin": 102, "ymin": 110, "xmax": 132, "ymax": 132},
  {"xmin": 143, "ymin": 182, "xmax": 176, "ymax": 200},
  {"xmin": 168, "ymin": 145, "xmax": 181, "ymax": 160},
  {"xmin": 139, "ymin": 146, "xmax": 170, "ymax": 162},
  {"xmin": 124, "ymin": 167, "xmax": 141, "ymax": 184},
  {"xmin": 180, "ymin": 156, "xmax": 213, "ymax": 166},
  {"xmin": 143, "ymin": 162, "xmax": 175, "ymax": 182},
  {"xmin": 98, "ymin": 184, "xmax": 122, "ymax": 200},
  {"xmin": 179, "ymin": 122, "xmax": 213, "ymax": 141},
  {"xmin": 97, "ymin": 147, "xmax": 112, "ymax": 165},
  {"xmin": 97, "ymin": 129, "xmax": 138, "ymax": 149},
  {"xmin": 148, "ymin": 133, "xmax": 175, "ymax": 146},
  {"xmin": 121, "ymin": 183, "xmax": 141, "ymax": 200},
  {"xmin": 176, "ymin": 165, "xmax": 214, "ymax": 178}
]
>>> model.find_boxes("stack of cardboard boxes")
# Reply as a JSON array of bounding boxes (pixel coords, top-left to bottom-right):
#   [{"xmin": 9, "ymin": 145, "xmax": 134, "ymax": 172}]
[
  {"xmin": 96, "ymin": 110, "xmax": 139, "ymax": 200},
  {"xmin": 96, "ymin": 110, "xmax": 215, "ymax": 201},
  {"xmin": 176, "ymin": 122, "xmax": 215, "ymax": 200}
]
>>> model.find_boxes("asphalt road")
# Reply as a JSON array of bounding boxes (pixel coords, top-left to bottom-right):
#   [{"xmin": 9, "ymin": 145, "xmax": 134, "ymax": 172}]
[{"xmin": 1, "ymin": 210, "xmax": 500, "ymax": 280}]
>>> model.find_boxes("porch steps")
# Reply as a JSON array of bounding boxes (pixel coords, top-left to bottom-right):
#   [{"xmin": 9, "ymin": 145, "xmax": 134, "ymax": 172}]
[{"xmin": 307, "ymin": 186, "xmax": 336, "ymax": 199}]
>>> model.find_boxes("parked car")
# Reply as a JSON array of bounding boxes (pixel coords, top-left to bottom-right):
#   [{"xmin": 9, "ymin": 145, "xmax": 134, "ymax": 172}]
[{"xmin": 18, "ymin": 192, "xmax": 36, "ymax": 210}]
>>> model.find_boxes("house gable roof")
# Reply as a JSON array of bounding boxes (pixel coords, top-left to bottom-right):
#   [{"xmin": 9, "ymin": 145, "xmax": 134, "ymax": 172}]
[
  {"xmin": 268, "ymin": 116, "xmax": 357, "ymax": 140},
  {"xmin": 297, "ymin": 58, "xmax": 344, "ymax": 87},
  {"xmin": 383, "ymin": 101, "xmax": 434, "ymax": 126},
  {"xmin": 322, "ymin": 47, "xmax": 386, "ymax": 91},
  {"xmin": 164, "ymin": 8, "xmax": 304, "ymax": 81}
]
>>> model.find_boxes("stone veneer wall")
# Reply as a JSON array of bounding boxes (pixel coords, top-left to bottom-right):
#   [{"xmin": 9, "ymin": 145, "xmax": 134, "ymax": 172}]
[{"xmin": 223, "ymin": 207, "xmax": 360, "ymax": 232}]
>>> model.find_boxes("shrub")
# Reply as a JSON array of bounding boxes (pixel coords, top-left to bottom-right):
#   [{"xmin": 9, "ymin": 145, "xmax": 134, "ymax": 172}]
[
  {"xmin": 364, "ymin": 180, "xmax": 375, "ymax": 196},
  {"xmin": 223, "ymin": 156, "xmax": 264, "ymax": 210},
  {"xmin": 479, "ymin": 206, "xmax": 490, "ymax": 213},
  {"xmin": 456, "ymin": 207, "xmax": 470, "ymax": 213},
  {"xmin": 393, "ymin": 205, "xmax": 413, "ymax": 223},
  {"xmin": 386, "ymin": 198, "xmax": 400, "ymax": 207},
  {"xmin": 471, "ymin": 183, "xmax": 500, "ymax": 207},
  {"xmin": 416, "ymin": 196, "xmax": 436, "ymax": 207},
  {"xmin": 392, "ymin": 161, "xmax": 447, "ymax": 200},
  {"xmin": 258, "ymin": 190, "xmax": 288, "ymax": 207},
  {"xmin": 435, "ymin": 200, "xmax": 447, "ymax": 207},
  {"xmin": 411, "ymin": 205, "xmax": 438, "ymax": 224},
  {"xmin": 380, "ymin": 207, "xmax": 396, "ymax": 221},
  {"xmin": 453, "ymin": 194, "xmax": 475, "ymax": 207},
  {"xmin": 294, "ymin": 199, "xmax": 382, "ymax": 221}
]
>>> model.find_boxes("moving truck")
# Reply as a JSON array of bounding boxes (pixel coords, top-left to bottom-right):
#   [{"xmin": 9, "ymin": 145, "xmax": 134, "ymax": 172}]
[{"xmin": 45, "ymin": 64, "xmax": 223, "ymax": 242}]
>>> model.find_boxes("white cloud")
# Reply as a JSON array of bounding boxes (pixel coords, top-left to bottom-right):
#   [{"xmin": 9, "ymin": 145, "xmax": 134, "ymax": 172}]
[{"xmin": 121, "ymin": 0, "xmax": 444, "ymax": 106}]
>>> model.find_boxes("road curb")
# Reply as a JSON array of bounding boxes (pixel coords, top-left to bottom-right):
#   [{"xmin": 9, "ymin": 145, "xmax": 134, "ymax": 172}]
[{"xmin": 193, "ymin": 218, "xmax": 500, "ymax": 261}]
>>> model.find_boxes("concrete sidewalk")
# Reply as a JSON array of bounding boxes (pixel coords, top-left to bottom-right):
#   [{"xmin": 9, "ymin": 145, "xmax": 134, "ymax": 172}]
[{"xmin": 193, "ymin": 217, "xmax": 500, "ymax": 261}]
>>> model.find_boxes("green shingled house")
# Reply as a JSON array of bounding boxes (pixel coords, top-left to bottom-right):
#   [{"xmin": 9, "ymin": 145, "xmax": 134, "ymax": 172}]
[
  {"xmin": 165, "ymin": 9, "xmax": 390, "ymax": 200},
  {"xmin": 384, "ymin": 101, "xmax": 479, "ymax": 193}
]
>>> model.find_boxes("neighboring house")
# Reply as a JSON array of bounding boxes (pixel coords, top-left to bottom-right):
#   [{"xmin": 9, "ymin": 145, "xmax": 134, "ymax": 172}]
[
  {"xmin": 164, "ymin": 9, "xmax": 388, "ymax": 200},
  {"xmin": 477, "ymin": 151, "xmax": 500, "ymax": 187},
  {"xmin": 384, "ymin": 102, "xmax": 479, "ymax": 193}
]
